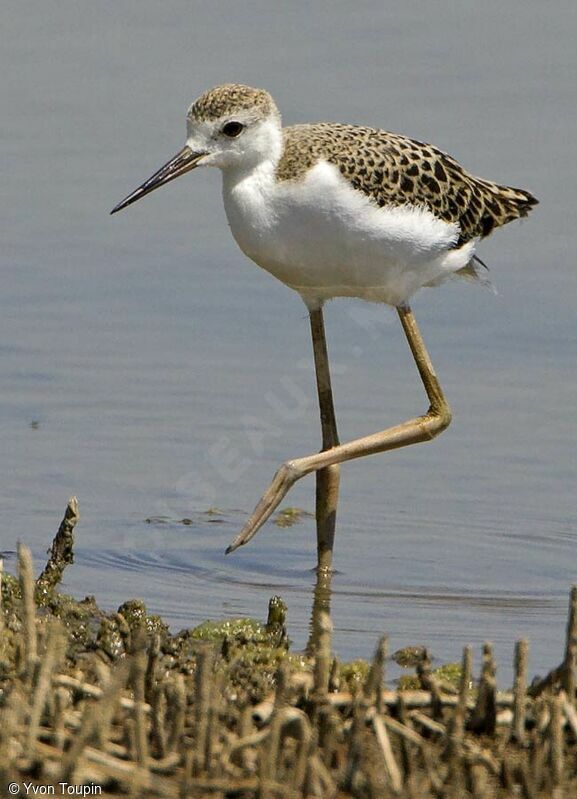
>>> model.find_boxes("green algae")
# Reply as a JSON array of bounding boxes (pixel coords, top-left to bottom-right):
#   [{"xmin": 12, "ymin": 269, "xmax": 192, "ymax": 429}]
[
  {"xmin": 339, "ymin": 659, "xmax": 371, "ymax": 691},
  {"xmin": 397, "ymin": 661, "xmax": 463, "ymax": 691},
  {"xmin": 190, "ymin": 617, "xmax": 265, "ymax": 641},
  {"xmin": 272, "ymin": 506, "xmax": 314, "ymax": 527},
  {"xmin": 393, "ymin": 644, "xmax": 427, "ymax": 667},
  {"xmin": 433, "ymin": 661, "xmax": 464, "ymax": 687},
  {"xmin": 117, "ymin": 598, "xmax": 169, "ymax": 637}
]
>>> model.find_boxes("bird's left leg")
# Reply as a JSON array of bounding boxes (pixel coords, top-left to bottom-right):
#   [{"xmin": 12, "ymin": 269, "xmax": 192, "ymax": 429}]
[
  {"xmin": 309, "ymin": 307, "xmax": 341, "ymax": 573},
  {"xmin": 226, "ymin": 303, "xmax": 451, "ymax": 554}
]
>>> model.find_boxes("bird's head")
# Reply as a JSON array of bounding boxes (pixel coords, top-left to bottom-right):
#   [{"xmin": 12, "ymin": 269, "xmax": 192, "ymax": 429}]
[{"xmin": 111, "ymin": 84, "xmax": 281, "ymax": 214}]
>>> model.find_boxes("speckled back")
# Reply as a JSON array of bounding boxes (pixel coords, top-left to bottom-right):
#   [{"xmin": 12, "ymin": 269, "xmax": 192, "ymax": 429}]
[{"xmin": 277, "ymin": 123, "xmax": 537, "ymax": 245}]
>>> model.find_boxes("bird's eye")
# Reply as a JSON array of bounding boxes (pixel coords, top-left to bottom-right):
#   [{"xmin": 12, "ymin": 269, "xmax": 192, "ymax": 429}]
[{"xmin": 221, "ymin": 121, "xmax": 245, "ymax": 138}]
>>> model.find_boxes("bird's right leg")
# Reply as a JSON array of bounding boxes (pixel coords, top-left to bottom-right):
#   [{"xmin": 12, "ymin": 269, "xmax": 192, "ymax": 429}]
[{"xmin": 226, "ymin": 304, "xmax": 451, "ymax": 554}]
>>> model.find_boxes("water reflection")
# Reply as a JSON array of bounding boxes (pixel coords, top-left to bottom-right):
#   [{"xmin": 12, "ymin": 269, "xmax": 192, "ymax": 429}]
[{"xmin": 307, "ymin": 566, "xmax": 335, "ymax": 657}]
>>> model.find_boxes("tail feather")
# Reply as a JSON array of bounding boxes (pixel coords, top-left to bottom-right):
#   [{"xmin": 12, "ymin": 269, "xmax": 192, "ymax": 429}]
[
  {"xmin": 478, "ymin": 178, "xmax": 538, "ymax": 232},
  {"xmin": 497, "ymin": 183, "xmax": 538, "ymax": 218}
]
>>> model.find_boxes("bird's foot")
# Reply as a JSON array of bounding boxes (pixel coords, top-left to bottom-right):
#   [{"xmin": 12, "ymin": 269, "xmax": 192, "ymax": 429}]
[{"xmin": 226, "ymin": 461, "xmax": 301, "ymax": 553}]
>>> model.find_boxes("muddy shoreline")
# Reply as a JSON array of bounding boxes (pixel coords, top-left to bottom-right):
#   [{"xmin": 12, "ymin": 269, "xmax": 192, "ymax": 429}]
[{"xmin": 2, "ymin": 498, "xmax": 577, "ymax": 797}]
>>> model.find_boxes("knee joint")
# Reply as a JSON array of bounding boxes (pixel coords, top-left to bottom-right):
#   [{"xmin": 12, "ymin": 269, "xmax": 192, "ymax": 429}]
[{"xmin": 427, "ymin": 401, "xmax": 452, "ymax": 438}]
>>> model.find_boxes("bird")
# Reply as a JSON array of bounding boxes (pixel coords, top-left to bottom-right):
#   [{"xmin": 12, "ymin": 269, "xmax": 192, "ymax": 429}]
[{"xmin": 111, "ymin": 83, "xmax": 537, "ymax": 571}]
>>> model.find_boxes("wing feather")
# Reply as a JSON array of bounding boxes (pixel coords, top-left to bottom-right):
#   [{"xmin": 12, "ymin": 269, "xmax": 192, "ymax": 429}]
[{"xmin": 277, "ymin": 124, "xmax": 537, "ymax": 245}]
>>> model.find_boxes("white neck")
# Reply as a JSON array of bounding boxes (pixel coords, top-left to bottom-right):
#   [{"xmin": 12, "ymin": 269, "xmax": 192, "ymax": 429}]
[{"xmin": 220, "ymin": 128, "xmax": 285, "ymax": 268}]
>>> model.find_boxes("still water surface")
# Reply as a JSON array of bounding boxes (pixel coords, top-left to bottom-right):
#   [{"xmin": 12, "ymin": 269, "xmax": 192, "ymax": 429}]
[{"xmin": 1, "ymin": 2, "xmax": 576, "ymax": 683}]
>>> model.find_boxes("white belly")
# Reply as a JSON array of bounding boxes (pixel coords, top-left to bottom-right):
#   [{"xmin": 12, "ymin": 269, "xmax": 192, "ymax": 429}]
[{"xmin": 222, "ymin": 160, "xmax": 475, "ymax": 308}]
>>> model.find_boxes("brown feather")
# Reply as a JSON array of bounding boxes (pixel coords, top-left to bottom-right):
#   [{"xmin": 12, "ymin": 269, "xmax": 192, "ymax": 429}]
[{"xmin": 276, "ymin": 123, "xmax": 538, "ymax": 245}]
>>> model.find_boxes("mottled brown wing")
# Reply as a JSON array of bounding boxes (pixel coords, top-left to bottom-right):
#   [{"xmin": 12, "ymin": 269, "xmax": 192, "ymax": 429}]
[{"xmin": 278, "ymin": 124, "xmax": 537, "ymax": 245}]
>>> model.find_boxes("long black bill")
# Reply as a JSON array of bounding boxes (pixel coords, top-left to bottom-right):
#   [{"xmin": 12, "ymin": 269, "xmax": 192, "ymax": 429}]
[{"xmin": 110, "ymin": 145, "xmax": 206, "ymax": 215}]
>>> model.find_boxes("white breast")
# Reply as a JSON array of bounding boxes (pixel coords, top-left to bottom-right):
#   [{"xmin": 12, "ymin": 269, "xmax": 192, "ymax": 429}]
[{"xmin": 222, "ymin": 159, "xmax": 475, "ymax": 308}]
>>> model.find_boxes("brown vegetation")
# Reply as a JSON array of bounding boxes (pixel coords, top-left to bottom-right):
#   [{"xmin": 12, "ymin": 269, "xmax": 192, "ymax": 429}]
[{"xmin": 1, "ymin": 499, "xmax": 577, "ymax": 797}]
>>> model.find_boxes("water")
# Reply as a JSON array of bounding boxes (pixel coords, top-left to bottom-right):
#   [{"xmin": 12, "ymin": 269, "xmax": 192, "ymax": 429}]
[{"xmin": 1, "ymin": 1, "xmax": 576, "ymax": 683}]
